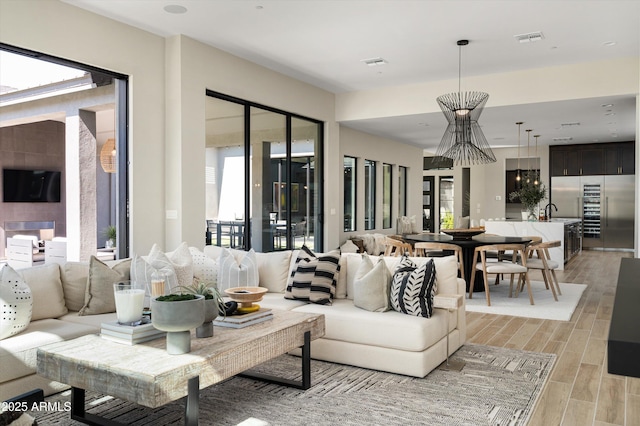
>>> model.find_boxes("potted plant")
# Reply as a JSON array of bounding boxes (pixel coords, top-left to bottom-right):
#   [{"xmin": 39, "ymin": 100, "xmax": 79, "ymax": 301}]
[
  {"xmin": 509, "ymin": 171, "xmax": 547, "ymax": 221},
  {"xmin": 176, "ymin": 281, "xmax": 226, "ymax": 338},
  {"xmin": 151, "ymin": 293, "xmax": 204, "ymax": 354},
  {"xmin": 103, "ymin": 225, "xmax": 116, "ymax": 248}
]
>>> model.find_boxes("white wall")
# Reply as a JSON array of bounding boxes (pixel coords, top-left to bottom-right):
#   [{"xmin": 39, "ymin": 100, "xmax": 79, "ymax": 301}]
[
  {"xmin": 339, "ymin": 126, "xmax": 423, "ymax": 245},
  {"xmin": 1, "ymin": 0, "xmax": 166, "ymax": 256}
]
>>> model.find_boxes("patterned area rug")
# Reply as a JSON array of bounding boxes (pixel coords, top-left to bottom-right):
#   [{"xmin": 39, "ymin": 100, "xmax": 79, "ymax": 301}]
[{"xmin": 34, "ymin": 344, "xmax": 554, "ymax": 426}]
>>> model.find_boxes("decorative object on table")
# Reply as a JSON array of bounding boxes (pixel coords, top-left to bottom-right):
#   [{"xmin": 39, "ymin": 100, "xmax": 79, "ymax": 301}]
[
  {"xmin": 434, "ymin": 40, "xmax": 495, "ymax": 166},
  {"xmin": 509, "ymin": 171, "xmax": 547, "ymax": 221},
  {"xmin": 100, "ymin": 320, "xmax": 165, "ymax": 345},
  {"xmin": 176, "ymin": 281, "xmax": 226, "ymax": 338},
  {"xmin": 441, "ymin": 228, "xmax": 486, "ymax": 240},
  {"xmin": 113, "ymin": 280, "xmax": 145, "ymax": 326},
  {"xmin": 151, "ymin": 293, "xmax": 205, "ymax": 354},
  {"xmin": 225, "ymin": 286, "xmax": 268, "ymax": 313},
  {"xmin": 217, "ymin": 248, "xmax": 258, "ymax": 292},
  {"xmin": 213, "ymin": 308, "xmax": 273, "ymax": 329},
  {"xmin": 103, "ymin": 225, "xmax": 116, "ymax": 248}
]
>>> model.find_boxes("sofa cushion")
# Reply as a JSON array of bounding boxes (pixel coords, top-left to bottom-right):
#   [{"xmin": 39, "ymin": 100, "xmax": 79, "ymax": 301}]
[
  {"xmin": 0, "ymin": 319, "xmax": 97, "ymax": 383},
  {"xmin": 390, "ymin": 257, "xmax": 437, "ymax": 318},
  {"xmin": 189, "ymin": 246, "xmax": 218, "ymax": 285},
  {"xmin": 79, "ymin": 256, "xmax": 130, "ymax": 316},
  {"xmin": 217, "ymin": 248, "xmax": 259, "ymax": 291},
  {"xmin": 18, "ymin": 263, "xmax": 67, "ymax": 321},
  {"xmin": 353, "ymin": 254, "xmax": 391, "ymax": 313},
  {"xmin": 255, "ymin": 251, "xmax": 291, "ymax": 293},
  {"xmin": 159, "ymin": 242, "xmax": 194, "ymax": 288},
  {"xmin": 285, "ymin": 246, "xmax": 340, "ymax": 305},
  {"xmin": 259, "ymin": 293, "xmax": 307, "ymax": 311},
  {"xmin": 0, "ymin": 265, "xmax": 32, "ymax": 340},
  {"xmin": 58, "ymin": 311, "xmax": 118, "ymax": 331},
  {"xmin": 292, "ymin": 299, "xmax": 455, "ymax": 352}
]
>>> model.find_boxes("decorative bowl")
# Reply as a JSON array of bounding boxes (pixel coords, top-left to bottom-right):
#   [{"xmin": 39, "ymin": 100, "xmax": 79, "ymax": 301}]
[
  {"xmin": 441, "ymin": 229, "xmax": 485, "ymax": 240},
  {"xmin": 225, "ymin": 287, "xmax": 268, "ymax": 309}
]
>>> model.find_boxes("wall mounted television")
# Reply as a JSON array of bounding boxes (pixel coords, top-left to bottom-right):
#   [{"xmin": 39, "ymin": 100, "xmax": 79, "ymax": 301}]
[{"xmin": 2, "ymin": 169, "xmax": 61, "ymax": 202}]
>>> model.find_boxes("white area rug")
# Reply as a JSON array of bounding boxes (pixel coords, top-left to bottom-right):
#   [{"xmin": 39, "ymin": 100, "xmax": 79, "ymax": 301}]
[{"xmin": 465, "ymin": 281, "xmax": 587, "ymax": 321}]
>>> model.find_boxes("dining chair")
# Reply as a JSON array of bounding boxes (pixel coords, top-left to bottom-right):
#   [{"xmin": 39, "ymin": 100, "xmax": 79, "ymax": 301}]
[
  {"xmin": 414, "ymin": 242, "xmax": 464, "ymax": 279},
  {"xmin": 522, "ymin": 240, "xmax": 562, "ymax": 300},
  {"xmin": 469, "ymin": 243, "xmax": 533, "ymax": 306},
  {"xmin": 383, "ymin": 237, "xmax": 413, "ymax": 257}
]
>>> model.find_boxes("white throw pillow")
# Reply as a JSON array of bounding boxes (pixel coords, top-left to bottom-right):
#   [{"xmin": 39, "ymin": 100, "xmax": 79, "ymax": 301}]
[
  {"xmin": 0, "ymin": 265, "xmax": 32, "ymax": 340},
  {"xmin": 189, "ymin": 246, "xmax": 218, "ymax": 285},
  {"xmin": 156, "ymin": 242, "xmax": 194, "ymax": 288},
  {"xmin": 340, "ymin": 239, "xmax": 359, "ymax": 253},
  {"xmin": 18, "ymin": 263, "xmax": 68, "ymax": 320},
  {"xmin": 130, "ymin": 253, "xmax": 178, "ymax": 293},
  {"xmin": 217, "ymin": 248, "xmax": 259, "ymax": 291},
  {"xmin": 353, "ymin": 254, "xmax": 391, "ymax": 312}
]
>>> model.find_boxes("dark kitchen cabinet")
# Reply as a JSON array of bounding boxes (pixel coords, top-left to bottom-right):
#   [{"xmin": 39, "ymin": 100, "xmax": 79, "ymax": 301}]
[
  {"xmin": 550, "ymin": 149, "xmax": 580, "ymax": 176},
  {"xmin": 605, "ymin": 142, "xmax": 635, "ymax": 175},
  {"xmin": 551, "ymin": 142, "xmax": 635, "ymax": 177}
]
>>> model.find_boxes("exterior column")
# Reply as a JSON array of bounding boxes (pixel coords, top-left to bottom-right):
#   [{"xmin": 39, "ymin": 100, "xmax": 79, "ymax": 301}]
[{"xmin": 65, "ymin": 110, "xmax": 98, "ymax": 261}]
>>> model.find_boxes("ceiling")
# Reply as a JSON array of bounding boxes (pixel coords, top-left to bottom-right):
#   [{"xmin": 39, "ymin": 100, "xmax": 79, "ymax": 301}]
[{"xmin": 63, "ymin": 0, "xmax": 639, "ymax": 153}]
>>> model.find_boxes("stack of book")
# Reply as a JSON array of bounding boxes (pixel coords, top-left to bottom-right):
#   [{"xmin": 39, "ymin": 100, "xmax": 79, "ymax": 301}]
[
  {"xmin": 100, "ymin": 321, "xmax": 166, "ymax": 345},
  {"xmin": 214, "ymin": 308, "xmax": 273, "ymax": 329}
]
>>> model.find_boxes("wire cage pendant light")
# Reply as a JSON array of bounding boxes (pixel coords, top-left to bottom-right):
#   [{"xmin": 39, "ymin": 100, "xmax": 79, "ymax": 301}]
[
  {"xmin": 100, "ymin": 138, "xmax": 116, "ymax": 173},
  {"xmin": 435, "ymin": 40, "xmax": 496, "ymax": 166}
]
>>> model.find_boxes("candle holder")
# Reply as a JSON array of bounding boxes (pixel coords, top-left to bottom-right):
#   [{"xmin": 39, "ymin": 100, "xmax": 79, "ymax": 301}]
[{"xmin": 113, "ymin": 281, "xmax": 146, "ymax": 326}]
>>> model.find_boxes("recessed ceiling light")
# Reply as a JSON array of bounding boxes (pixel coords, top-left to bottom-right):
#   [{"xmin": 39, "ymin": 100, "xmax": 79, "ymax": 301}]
[
  {"xmin": 601, "ymin": 103, "xmax": 614, "ymax": 108},
  {"xmin": 514, "ymin": 31, "xmax": 545, "ymax": 43},
  {"xmin": 605, "ymin": 112, "xmax": 616, "ymax": 116},
  {"xmin": 603, "ymin": 41, "xmax": 617, "ymax": 47},
  {"xmin": 164, "ymin": 4, "xmax": 187, "ymax": 14},
  {"xmin": 256, "ymin": 5, "xmax": 264, "ymax": 9},
  {"xmin": 361, "ymin": 58, "xmax": 388, "ymax": 67}
]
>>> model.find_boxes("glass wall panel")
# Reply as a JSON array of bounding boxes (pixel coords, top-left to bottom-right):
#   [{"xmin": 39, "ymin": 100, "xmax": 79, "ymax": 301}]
[
  {"xmin": 249, "ymin": 106, "xmax": 286, "ymax": 252},
  {"xmin": 205, "ymin": 91, "xmax": 323, "ymax": 252},
  {"xmin": 205, "ymin": 96, "xmax": 245, "ymax": 248},
  {"xmin": 383, "ymin": 163, "xmax": 392, "ymax": 228},
  {"xmin": 344, "ymin": 156, "xmax": 356, "ymax": 232},
  {"xmin": 399, "ymin": 166, "xmax": 407, "ymax": 217},
  {"xmin": 364, "ymin": 159, "xmax": 376, "ymax": 230},
  {"xmin": 291, "ymin": 117, "xmax": 321, "ymax": 251},
  {"xmin": 439, "ymin": 176, "xmax": 454, "ymax": 230}
]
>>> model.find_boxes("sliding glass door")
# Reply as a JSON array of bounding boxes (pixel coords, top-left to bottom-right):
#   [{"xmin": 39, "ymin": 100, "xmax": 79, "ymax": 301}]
[{"xmin": 205, "ymin": 91, "xmax": 323, "ymax": 252}]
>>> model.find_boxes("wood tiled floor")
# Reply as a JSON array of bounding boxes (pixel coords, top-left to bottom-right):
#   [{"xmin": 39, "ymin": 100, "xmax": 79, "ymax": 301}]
[{"xmin": 465, "ymin": 250, "xmax": 640, "ymax": 426}]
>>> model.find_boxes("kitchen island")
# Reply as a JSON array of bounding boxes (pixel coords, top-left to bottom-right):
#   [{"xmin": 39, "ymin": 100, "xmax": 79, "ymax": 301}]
[{"xmin": 484, "ymin": 218, "xmax": 582, "ymax": 270}]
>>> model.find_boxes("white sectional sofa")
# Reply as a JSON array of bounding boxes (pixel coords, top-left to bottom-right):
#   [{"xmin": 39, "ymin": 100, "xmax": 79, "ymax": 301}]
[
  {"xmin": 1, "ymin": 245, "xmax": 466, "ymax": 401},
  {"xmin": 204, "ymin": 246, "xmax": 467, "ymax": 378}
]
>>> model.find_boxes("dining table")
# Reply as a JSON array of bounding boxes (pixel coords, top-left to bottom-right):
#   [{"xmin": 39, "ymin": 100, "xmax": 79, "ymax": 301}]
[{"xmin": 403, "ymin": 233, "xmax": 532, "ymax": 292}]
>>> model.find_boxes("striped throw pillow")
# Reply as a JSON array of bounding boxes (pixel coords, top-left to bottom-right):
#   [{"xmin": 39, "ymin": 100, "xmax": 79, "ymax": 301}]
[
  {"xmin": 285, "ymin": 246, "xmax": 340, "ymax": 305},
  {"xmin": 389, "ymin": 256, "xmax": 437, "ymax": 318}
]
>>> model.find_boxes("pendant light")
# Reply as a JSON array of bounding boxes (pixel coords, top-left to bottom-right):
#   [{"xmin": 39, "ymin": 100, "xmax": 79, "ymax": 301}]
[
  {"xmin": 515, "ymin": 122, "xmax": 523, "ymax": 182},
  {"xmin": 100, "ymin": 138, "xmax": 116, "ymax": 173},
  {"xmin": 533, "ymin": 134, "xmax": 540, "ymax": 185},
  {"xmin": 525, "ymin": 129, "xmax": 532, "ymax": 183},
  {"xmin": 434, "ymin": 40, "xmax": 495, "ymax": 165}
]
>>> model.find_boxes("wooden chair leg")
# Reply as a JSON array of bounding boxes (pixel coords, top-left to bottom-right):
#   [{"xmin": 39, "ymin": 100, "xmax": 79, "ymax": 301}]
[
  {"xmin": 482, "ymin": 268, "xmax": 491, "ymax": 307},
  {"xmin": 468, "ymin": 251, "xmax": 478, "ymax": 300},
  {"xmin": 523, "ymin": 272, "xmax": 535, "ymax": 305},
  {"xmin": 550, "ymin": 269, "xmax": 562, "ymax": 295}
]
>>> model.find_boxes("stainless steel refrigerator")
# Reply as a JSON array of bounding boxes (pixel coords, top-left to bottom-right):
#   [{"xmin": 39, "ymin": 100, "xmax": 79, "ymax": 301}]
[{"xmin": 551, "ymin": 175, "xmax": 635, "ymax": 250}]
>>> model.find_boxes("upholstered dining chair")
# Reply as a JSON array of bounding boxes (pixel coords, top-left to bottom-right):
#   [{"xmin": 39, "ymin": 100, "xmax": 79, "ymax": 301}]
[
  {"xmin": 522, "ymin": 240, "xmax": 562, "ymax": 301},
  {"xmin": 414, "ymin": 242, "xmax": 464, "ymax": 279},
  {"xmin": 469, "ymin": 243, "xmax": 533, "ymax": 306},
  {"xmin": 383, "ymin": 237, "xmax": 413, "ymax": 257}
]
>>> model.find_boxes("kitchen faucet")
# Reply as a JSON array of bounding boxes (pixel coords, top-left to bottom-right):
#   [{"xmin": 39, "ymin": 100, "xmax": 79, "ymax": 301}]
[{"xmin": 544, "ymin": 203, "xmax": 557, "ymax": 221}]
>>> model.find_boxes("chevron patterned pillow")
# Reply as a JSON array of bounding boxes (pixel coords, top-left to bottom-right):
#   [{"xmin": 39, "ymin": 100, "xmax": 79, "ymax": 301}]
[
  {"xmin": 389, "ymin": 256, "xmax": 437, "ymax": 318},
  {"xmin": 285, "ymin": 245, "xmax": 340, "ymax": 305}
]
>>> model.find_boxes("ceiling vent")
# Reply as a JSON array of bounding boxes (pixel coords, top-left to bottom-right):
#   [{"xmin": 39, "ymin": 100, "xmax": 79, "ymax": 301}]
[
  {"xmin": 514, "ymin": 32, "xmax": 545, "ymax": 43},
  {"xmin": 553, "ymin": 137, "xmax": 573, "ymax": 142},
  {"xmin": 561, "ymin": 122, "xmax": 581, "ymax": 127},
  {"xmin": 361, "ymin": 57, "xmax": 388, "ymax": 67}
]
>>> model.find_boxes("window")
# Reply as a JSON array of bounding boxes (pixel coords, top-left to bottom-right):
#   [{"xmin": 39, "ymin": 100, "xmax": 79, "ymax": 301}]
[
  {"xmin": 205, "ymin": 91, "xmax": 323, "ymax": 252},
  {"xmin": 398, "ymin": 166, "xmax": 407, "ymax": 217},
  {"xmin": 439, "ymin": 176, "xmax": 454, "ymax": 230},
  {"xmin": 343, "ymin": 156, "xmax": 356, "ymax": 232},
  {"xmin": 364, "ymin": 159, "xmax": 376, "ymax": 230},
  {"xmin": 383, "ymin": 163, "xmax": 392, "ymax": 228}
]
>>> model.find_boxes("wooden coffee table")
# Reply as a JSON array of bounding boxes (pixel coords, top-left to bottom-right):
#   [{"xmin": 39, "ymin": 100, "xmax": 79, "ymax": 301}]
[{"xmin": 37, "ymin": 310, "xmax": 325, "ymax": 426}]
